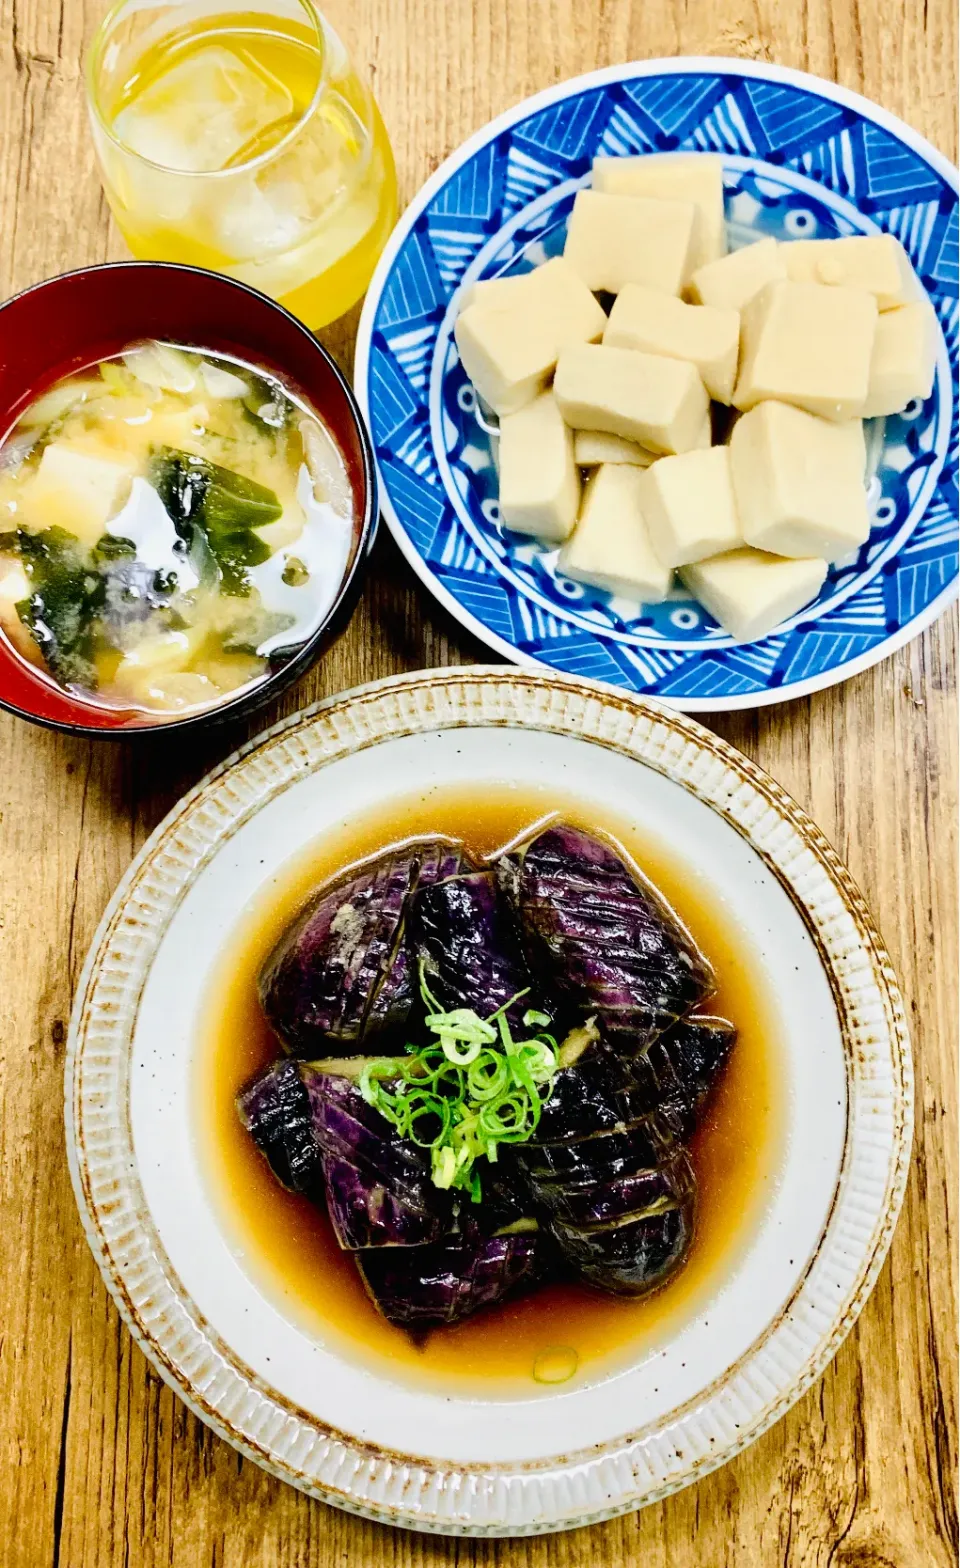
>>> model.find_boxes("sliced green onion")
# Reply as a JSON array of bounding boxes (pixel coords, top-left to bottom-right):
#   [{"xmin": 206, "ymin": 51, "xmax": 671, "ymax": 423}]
[{"xmin": 358, "ymin": 961, "xmax": 560, "ymax": 1200}]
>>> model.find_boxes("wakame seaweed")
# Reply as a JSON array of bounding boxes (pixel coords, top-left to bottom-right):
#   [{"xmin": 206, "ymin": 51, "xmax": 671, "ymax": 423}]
[
  {"xmin": 15, "ymin": 527, "xmax": 106, "ymax": 688},
  {"xmin": 152, "ymin": 448, "xmax": 282, "ymax": 595}
]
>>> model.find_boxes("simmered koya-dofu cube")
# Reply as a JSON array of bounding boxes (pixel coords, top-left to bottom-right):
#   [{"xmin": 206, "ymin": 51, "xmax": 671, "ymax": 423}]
[
  {"xmin": 592, "ymin": 154, "xmax": 726, "ymax": 271},
  {"xmin": 554, "ymin": 343, "xmax": 709, "ymax": 455},
  {"xmin": 559, "ymin": 464, "xmax": 672, "ymax": 600},
  {"xmin": 574, "ymin": 430, "xmax": 656, "ymax": 467},
  {"xmin": 563, "ymin": 189, "xmax": 697, "ymax": 296},
  {"xmin": 862, "ymin": 301, "xmax": 939, "ymax": 417},
  {"xmin": 498, "ymin": 391, "xmax": 580, "ymax": 541},
  {"xmin": 729, "ymin": 402, "xmax": 869, "ymax": 562},
  {"xmin": 680, "ymin": 549, "xmax": 828, "ymax": 642},
  {"xmin": 454, "ymin": 258, "xmax": 607, "ymax": 415},
  {"xmin": 734, "ymin": 280, "xmax": 878, "ymax": 420},
  {"xmin": 604, "ymin": 284, "xmax": 740, "ymax": 403},
  {"xmin": 782, "ymin": 234, "xmax": 920, "ymax": 311},
  {"xmin": 689, "ymin": 237, "xmax": 786, "ymax": 313},
  {"xmin": 639, "ymin": 448, "xmax": 743, "ymax": 568}
]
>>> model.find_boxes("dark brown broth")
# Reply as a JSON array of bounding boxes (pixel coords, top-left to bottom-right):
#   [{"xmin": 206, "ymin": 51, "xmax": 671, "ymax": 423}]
[{"xmin": 194, "ymin": 783, "xmax": 784, "ymax": 1392}]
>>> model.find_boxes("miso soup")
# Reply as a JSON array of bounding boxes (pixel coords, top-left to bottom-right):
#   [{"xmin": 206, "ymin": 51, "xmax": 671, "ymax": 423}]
[{"xmin": 0, "ymin": 341, "xmax": 356, "ymax": 716}]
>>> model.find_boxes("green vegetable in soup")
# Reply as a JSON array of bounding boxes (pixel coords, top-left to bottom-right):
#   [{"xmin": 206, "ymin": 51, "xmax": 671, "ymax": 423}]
[
  {"xmin": 241, "ymin": 372, "xmax": 293, "ymax": 433},
  {"xmin": 151, "ymin": 448, "xmax": 282, "ymax": 596},
  {"xmin": 15, "ymin": 527, "xmax": 105, "ymax": 688}
]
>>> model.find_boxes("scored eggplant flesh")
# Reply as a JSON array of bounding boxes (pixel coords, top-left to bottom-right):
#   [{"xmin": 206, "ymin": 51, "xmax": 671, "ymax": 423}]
[
  {"xmin": 259, "ymin": 839, "xmax": 469, "ymax": 1055},
  {"xmin": 519, "ymin": 1109, "xmax": 677, "ymax": 1181},
  {"xmin": 321, "ymin": 1151, "xmax": 448, "ymax": 1250},
  {"xmin": 537, "ymin": 1016, "xmax": 737, "ymax": 1144},
  {"xmin": 236, "ymin": 1057, "xmax": 324, "ymax": 1197},
  {"xmin": 236, "ymin": 1059, "xmax": 452, "ymax": 1249},
  {"xmin": 357, "ymin": 1230, "xmax": 544, "ymax": 1327},
  {"xmin": 528, "ymin": 1147, "xmax": 695, "ymax": 1229},
  {"xmin": 499, "ymin": 825, "xmax": 714, "ymax": 1051},
  {"xmin": 407, "ymin": 868, "xmax": 539, "ymax": 1028},
  {"xmin": 637, "ymin": 1015, "xmax": 737, "ymax": 1141},
  {"xmin": 550, "ymin": 1200, "xmax": 695, "ymax": 1295}
]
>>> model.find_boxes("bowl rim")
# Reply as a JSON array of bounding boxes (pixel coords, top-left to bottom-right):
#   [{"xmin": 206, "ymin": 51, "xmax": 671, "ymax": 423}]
[
  {"xmin": 64, "ymin": 665, "xmax": 913, "ymax": 1536},
  {"xmin": 354, "ymin": 55, "xmax": 959, "ymax": 713},
  {"xmin": 0, "ymin": 259, "xmax": 378, "ymax": 740}
]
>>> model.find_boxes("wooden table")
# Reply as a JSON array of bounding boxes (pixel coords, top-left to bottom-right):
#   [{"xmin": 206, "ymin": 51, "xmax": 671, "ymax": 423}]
[{"xmin": 0, "ymin": 3, "xmax": 956, "ymax": 1563}]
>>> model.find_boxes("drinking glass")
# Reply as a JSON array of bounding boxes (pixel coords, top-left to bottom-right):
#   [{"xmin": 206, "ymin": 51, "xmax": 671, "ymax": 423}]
[{"xmin": 86, "ymin": 0, "xmax": 398, "ymax": 328}]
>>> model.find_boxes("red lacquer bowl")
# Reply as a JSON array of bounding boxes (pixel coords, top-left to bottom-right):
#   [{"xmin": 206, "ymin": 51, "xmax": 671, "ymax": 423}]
[{"xmin": 0, "ymin": 262, "xmax": 377, "ymax": 736}]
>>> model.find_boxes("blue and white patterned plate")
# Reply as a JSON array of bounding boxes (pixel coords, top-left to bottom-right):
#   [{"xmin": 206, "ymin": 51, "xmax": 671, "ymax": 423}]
[{"xmin": 355, "ymin": 59, "xmax": 958, "ymax": 711}]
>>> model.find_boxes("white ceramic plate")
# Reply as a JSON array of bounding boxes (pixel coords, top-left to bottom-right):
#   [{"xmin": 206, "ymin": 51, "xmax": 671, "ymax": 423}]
[{"xmin": 65, "ymin": 668, "xmax": 912, "ymax": 1535}]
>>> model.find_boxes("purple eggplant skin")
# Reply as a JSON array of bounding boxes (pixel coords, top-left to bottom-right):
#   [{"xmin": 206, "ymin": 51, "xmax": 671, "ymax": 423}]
[
  {"xmin": 519, "ymin": 1110, "xmax": 677, "ymax": 1182},
  {"xmin": 550, "ymin": 1197, "xmax": 695, "ymax": 1295},
  {"xmin": 237, "ymin": 1061, "xmax": 453, "ymax": 1249},
  {"xmin": 407, "ymin": 869, "xmax": 539, "ymax": 1027},
  {"xmin": 356, "ymin": 1231, "xmax": 544, "ymax": 1327},
  {"xmin": 259, "ymin": 840, "xmax": 467, "ymax": 1056},
  {"xmin": 321, "ymin": 1152, "xmax": 447, "ymax": 1249},
  {"xmin": 236, "ymin": 1059, "xmax": 324, "ymax": 1197},
  {"xmin": 638, "ymin": 1016, "xmax": 737, "ymax": 1141},
  {"xmin": 500, "ymin": 825, "xmax": 714, "ymax": 1051},
  {"xmin": 529, "ymin": 1147, "xmax": 695, "ymax": 1229}
]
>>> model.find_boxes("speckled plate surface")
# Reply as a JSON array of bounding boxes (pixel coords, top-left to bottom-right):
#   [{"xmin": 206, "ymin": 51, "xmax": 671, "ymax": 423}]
[
  {"xmin": 66, "ymin": 668, "xmax": 911, "ymax": 1535},
  {"xmin": 355, "ymin": 59, "xmax": 958, "ymax": 710}
]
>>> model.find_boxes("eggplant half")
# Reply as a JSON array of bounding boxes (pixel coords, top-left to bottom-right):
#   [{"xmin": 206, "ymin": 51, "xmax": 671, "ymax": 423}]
[
  {"xmin": 551, "ymin": 1201, "xmax": 694, "ymax": 1295},
  {"xmin": 638, "ymin": 1015, "xmax": 737, "ymax": 1141},
  {"xmin": 407, "ymin": 868, "xmax": 538, "ymax": 1027},
  {"xmin": 237, "ymin": 1059, "xmax": 451, "ymax": 1250},
  {"xmin": 499, "ymin": 825, "xmax": 713, "ymax": 1050},
  {"xmin": 357, "ymin": 1230, "xmax": 544, "ymax": 1327},
  {"xmin": 259, "ymin": 840, "xmax": 469, "ymax": 1055}
]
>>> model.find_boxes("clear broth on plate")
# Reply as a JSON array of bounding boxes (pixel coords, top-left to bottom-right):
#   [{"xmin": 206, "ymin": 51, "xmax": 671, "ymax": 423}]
[{"xmin": 195, "ymin": 783, "xmax": 785, "ymax": 1392}]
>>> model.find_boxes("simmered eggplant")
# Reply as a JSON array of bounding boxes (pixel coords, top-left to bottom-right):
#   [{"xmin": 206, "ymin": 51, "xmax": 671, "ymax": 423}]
[
  {"xmin": 638, "ymin": 1016, "xmax": 736, "ymax": 1140},
  {"xmin": 321, "ymin": 1152, "xmax": 447, "ymax": 1250},
  {"xmin": 357, "ymin": 1231, "xmax": 544, "ymax": 1327},
  {"xmin": 237, "ymin": 1060, "xmax": 452, "ymax": 1249},
  {"xmin": 236, "ymin": 1057, "xmax": 324, "ymax": 1197},
  {"xmin": 407, "ymin": 869, "xmax": 537, "ymax": 1026},
  {"xmin": 259, "ymin": 840, "xmax": 468, "ymax": 1055},
  {"xmin": 519, "ymin": 1110, "xmax": 677, "ymax": 1181},
  {"xmin": 499, "ymin": 826, "xmax": 713, "ymax": 1050},
  {"xmin": 236, "ymin": 817, "xmax": 745, "ymax": 1336},
  {"xmin": 551, "ymin": 1201, "xmax": 694, "ymax": 1295},
  {"xmin": 528, "ymin": 1147, "xmax": 694, "ymax": 1229}
]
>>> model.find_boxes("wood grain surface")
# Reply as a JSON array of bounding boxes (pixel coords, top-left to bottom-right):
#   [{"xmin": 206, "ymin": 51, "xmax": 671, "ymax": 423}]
[{"xmin": 0, "ymin": 2, "xmax": 956, "ymax": 1563}]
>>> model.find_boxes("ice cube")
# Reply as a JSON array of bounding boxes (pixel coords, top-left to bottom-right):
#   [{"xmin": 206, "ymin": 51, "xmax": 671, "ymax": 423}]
[{"xmin": 113, "ymin": 46, "xmax": 294, "ymax": 174}]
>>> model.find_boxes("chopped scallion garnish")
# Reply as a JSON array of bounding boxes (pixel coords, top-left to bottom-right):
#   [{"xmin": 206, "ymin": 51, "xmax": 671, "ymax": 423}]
[{"xmin": 358, "ymin": 963, "xmax": 559, "ymax": 1200}]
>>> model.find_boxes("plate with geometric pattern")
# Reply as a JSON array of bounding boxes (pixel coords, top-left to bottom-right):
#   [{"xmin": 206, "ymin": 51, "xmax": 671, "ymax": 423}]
[{"xmin": 355, "ymin": 59, "xmax": 958, "ymax": 710}]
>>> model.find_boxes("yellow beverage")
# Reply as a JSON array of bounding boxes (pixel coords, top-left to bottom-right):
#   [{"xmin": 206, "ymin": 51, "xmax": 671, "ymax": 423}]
[{"xmin": 87, "ymin": 3, "xmax": 398, "ymax": 328}]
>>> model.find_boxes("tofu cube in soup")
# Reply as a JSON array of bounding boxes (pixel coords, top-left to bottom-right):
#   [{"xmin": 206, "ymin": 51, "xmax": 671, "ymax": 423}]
[
  {"xmin": 782, "ymin": 234, "xmax": 920, "ymax": 311},
  {"xmin": 498, "ymin": 392, "xmax": 580, "ymax": 541},
  {"xmin": 604, "ymin": 285, "xmax": 740, "ymax": 403},
  {"xmin": 680, "ymin": 548, "xmax": 828, "ymax": 642},
  {"xmin": 689, "ymin": 237, "xmax": 787, "ymax": 313},
  {"xmin": 19, "ymin": 443, "xmax": 136, "ymax": 546},
  {"xmin": 563, "ymin": 189, "xmax": 697, "ymax": 296},
  {"xmin": 862, "ymin": 301, "xmax": 939, "ymax": 417},
  {"xmin": 559, "ymin": 464, "xmax": 673, "ymax": 601},
  {"xmin": 639, "ymin": 448, "xmax": 743, "ymax": 568},
  {"xmin": 729, "ymin": 402, "xmax": 870, "ymax": 562},
  {"xmin": 592, "ymin": 153, "xmax": 726, "ymax": 271},
  {"xmin": 734, "ymin": 280, "xmax": 878, "ymax": 420},
  {"xmin": 574, "ymin": 430, "xmax": 656, "ymax": 467},
  {"xmin": 454, "ymin": 258, "xmax": 607, "ymax": 416},
  {"xmin": 554, "ymin": 343, "xmax": 709, "ymax": 455}
]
